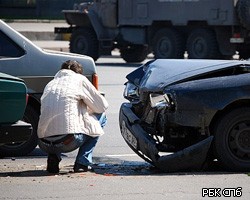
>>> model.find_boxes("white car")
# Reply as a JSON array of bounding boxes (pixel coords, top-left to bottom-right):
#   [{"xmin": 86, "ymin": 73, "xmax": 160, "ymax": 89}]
[{"xmin": 0, "ymin": 20, "xmax": 99, "ymax": 157}]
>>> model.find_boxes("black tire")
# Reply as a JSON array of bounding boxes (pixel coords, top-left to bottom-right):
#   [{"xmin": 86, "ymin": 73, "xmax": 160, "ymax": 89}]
[
  {"xmin": 120, "ymin": 45, "xmax": 148, "ymax": 63},
  {"xmin": 237, "ymin": 0, "xmax": 250, "ymax": 30},
  {"xmin": 152, "ymin": 28, "xmax": 185, "ymax": 59},
  {"xmin": 238, "ymin": 46, "xmax": 250, "ymax": 60},
  {"xmin": 0, "ymin": 105, "xmax": 39, "ymax": 157},
  {"xmin": 187, "ymin": 28, "xmax": 220, "ymax": 59},
  {"xmin": 238, "ymin": 50, "xmax": 250, "ymax": 60},
  {"xmin": 70, "ymin": 28, "xmax": 99, "ymax": 61},
  {"xmin": 213, "ymin": 107, "xmax": 250, "ymax": 171}
]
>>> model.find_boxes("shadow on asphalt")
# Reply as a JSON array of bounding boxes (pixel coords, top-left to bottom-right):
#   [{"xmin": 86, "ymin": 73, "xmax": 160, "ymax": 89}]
[
  {"xmin": 0, "ymin": 148, "xmax": 245, "ymax": 177},
  {"xmin": 0, "ymin": 163, "xmax": 243, "ymax": 178},
  {"xmin": 0, "ymin": 170, "xmax": 51, "ymax": 177},
  {"xmin": 0, "ymin": 157, "xmax": 243, "ymax": 178}
]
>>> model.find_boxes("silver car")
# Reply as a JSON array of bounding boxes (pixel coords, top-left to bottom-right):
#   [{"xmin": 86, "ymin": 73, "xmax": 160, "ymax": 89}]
[{"xmin": 0, "ymin": 20, "xmax": 99, "ymax": 156}]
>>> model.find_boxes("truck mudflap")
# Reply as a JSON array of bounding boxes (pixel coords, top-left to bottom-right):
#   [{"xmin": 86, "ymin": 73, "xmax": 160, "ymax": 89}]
[{"xmin": 119, "ymin": 103, "xmax": 213, "ymax": 172}]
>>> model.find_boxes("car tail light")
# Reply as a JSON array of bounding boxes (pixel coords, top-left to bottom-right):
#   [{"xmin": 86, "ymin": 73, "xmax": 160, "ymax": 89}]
[
  {"xmin": 233, "ymin": 33, "xmax": 241, "ymax": 38},
  {"xmin": 230, "ymin": 33, "xmax": 244, "ymax": 43},
  {"xmin": 26, "ymin": 94, "xmax": 29, "ymax": 105},
  {"xmin": 92, "ymin": 73, "xmax": 99, "ymax": 90}
]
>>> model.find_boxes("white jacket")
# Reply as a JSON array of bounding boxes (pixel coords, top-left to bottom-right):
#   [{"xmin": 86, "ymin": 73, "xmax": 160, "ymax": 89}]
[{"xmin": 37, "ymin": 69, "xmax": 108, "ymax": 138}]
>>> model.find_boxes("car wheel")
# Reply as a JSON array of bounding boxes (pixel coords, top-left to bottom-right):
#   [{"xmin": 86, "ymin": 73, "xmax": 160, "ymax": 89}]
[
  {"xmin": 120, "ymin": 45, "xmax": 148, "ymax": 63},
  {"xmin": 0, "ymin": 105, "xmax": 39, "ymax": 157},
  {"xmin": 213, "ymin": 107, "xmax": 250, "ymax": 171},
  {"xmin": 238, "ymin": 50, "xmax": 250, "ymax": 60},
  {"xmin": 238, "ymin": 45, "xmax": 250, "ymax": 60},
  {"xmin": 152, "ymin": 28, "xmax": 185, "ymax": 59},
  {"xmin": 187, "ymin": 28, "xmax": 220, "ymax": 59},
  {"xmin": 70, "ymin": 28, "xmax": 99, "ymax": 61}
]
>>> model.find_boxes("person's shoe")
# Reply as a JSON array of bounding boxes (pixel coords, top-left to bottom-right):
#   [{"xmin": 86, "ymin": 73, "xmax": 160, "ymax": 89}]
[
  {"xmin": 73, "ymin": 163, "xmax": 90, "ymax": 173},
  {"xmin": 47, "ymin": 154, "xmax": 60, "ymax": 173}
]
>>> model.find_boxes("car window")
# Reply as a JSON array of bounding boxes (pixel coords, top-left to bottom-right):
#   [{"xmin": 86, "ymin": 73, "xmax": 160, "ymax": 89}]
[{"xmin": 0, "ymin": 31, "xmax": 25, "ymax": 58}]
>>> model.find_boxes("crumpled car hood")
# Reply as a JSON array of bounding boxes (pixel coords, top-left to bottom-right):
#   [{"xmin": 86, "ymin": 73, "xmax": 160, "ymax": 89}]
[{"xmin": 139, "ymin": 59, "xmax": 248, "ymax": 92}]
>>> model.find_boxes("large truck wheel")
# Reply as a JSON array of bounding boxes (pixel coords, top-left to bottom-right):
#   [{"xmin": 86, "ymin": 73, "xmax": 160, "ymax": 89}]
[
  {"xmin": 187, "ymin": 28, "xmax": 220, "ymax": 59},
  {"xmin": 0, "ymin": 105, "xmax": 39, "ymax": 157},
  {"xmin": 238, "ymin": 45, "xmax": 250, "ymax": 60},
  {"xmin": 237, "ymin": 0, "xmax": 250, "ymax": 30},
  {"xmin": 70, "ymin": 28, "xmax": 99, "ymax": 61},
  {"xmin": 120, "ymin": 45, "xmax": 148, "ymax": 63},
  {"xmin": 238, "ymin": 50, "xmax": 250, "ymax": 60},
  {"xmin": 213, "ymin": 107, "xmax": 250, "ymax": 171},
  {"xmin": 152, "ymin": 28, "xmax": 185, "ymax": 59}
]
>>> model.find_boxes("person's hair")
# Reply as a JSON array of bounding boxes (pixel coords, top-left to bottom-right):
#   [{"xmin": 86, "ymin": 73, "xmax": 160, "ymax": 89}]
[{"xmin": 61, "ymin": 60, "xmax": 83, "ymax": 74}]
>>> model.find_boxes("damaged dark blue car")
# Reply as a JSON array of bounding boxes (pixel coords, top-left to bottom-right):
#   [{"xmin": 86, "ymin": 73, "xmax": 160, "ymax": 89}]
[{"xmin": 119, "ymin": 59, "xmax": 250, "ymax": 172}]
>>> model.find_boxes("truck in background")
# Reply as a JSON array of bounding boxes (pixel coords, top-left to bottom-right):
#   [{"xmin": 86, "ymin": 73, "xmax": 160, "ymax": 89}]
[{"xmin": 55, "ymin": 0, "xmax": 250, "ymax": 62}]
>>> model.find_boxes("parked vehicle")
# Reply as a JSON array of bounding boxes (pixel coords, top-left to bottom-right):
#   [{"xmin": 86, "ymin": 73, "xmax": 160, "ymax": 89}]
[
  {"xmin": 0, "ymin": 19, "xmax": 98, "ymax": 157},
  {"xmin": 0, "ymin": 72, "xmax": 32, "ymax": 147},
  {"xmin": 119, "ymin": 59, "xmax": 250, "ymax": 172},
  {"xmin": 56, "ymin": 0, "xmax": 250, "ymax": 62}
]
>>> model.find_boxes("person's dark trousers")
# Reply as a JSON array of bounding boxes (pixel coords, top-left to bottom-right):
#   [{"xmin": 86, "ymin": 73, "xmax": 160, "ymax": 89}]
[{"xmin": 47, "ymin": 154, "xmax": 61, "ymax": 173}]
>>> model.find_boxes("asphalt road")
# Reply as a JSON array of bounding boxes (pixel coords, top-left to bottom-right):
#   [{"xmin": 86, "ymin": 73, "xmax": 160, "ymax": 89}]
[{"xmin": 0, "ymin": 49, "xmax": 249, "ymax": 200}]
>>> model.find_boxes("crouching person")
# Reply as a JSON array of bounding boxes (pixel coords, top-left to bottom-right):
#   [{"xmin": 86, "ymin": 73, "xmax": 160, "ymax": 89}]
[{"xmin": 37, "ymin": 60, "xmax": 108, "ymax": 173}]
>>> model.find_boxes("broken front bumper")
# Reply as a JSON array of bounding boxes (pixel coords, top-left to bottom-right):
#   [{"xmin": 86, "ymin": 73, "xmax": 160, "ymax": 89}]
[{"xmin": 119, "ymin": 103, "xmax": 213, "ymax": 172}]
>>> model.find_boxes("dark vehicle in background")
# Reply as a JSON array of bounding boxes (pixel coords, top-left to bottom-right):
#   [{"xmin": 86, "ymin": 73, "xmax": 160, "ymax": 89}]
[
  {"xmin": 0, "ymin": 72, "xmax": 32, "ymax": 147},
  {"xmin": 56, "ymin": 0, "xmax": 250, "ymax": 62},
  {"xmin": 0, "ymin": 0, "xmax": 84, "ymax": 20},
  {"xmin": 0, "ymin": 20, "xmax": 98, "ymax": 157},
  {"xmin": 119, "ymin": 59, "xmax": 250, "ymax": 172}
]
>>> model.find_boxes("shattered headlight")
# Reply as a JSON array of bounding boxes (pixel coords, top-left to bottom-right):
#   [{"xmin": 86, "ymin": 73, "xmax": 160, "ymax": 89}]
[
  {"xmin": 123, "ymin": 82, "xmax": 139, "ymax": 101},
  {"xmin": 150, "ymin": 93, "xmax": 171, "ymax": 109}
]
